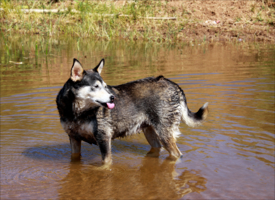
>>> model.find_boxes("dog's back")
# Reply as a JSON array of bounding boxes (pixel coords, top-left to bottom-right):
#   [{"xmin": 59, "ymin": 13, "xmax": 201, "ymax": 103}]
[{"xmin": 108, "ymin": 76, "xmax": 185, "ymax": 138}]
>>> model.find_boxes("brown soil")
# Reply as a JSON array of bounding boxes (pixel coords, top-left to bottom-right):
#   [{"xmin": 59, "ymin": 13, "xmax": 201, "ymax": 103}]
[{"xmin": 164, "ymin": 0, "xmax": 275, "ymax": 42}]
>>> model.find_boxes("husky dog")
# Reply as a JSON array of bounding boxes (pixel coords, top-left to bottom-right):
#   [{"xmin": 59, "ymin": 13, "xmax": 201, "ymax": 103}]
[{"xmin": 56, "ymin": 59, "xmax": 208, "ymax": 164}]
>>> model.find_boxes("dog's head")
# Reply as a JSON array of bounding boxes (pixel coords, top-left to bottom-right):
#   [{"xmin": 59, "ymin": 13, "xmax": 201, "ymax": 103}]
[{"xmin": 70, "ymin": 58, "xmax": 115, "ymax": 109}]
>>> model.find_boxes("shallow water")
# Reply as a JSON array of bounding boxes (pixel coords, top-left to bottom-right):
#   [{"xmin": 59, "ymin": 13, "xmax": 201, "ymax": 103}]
[{"xmin": 1, "ymin": 36, "xmax": 274, "ymax": 199}]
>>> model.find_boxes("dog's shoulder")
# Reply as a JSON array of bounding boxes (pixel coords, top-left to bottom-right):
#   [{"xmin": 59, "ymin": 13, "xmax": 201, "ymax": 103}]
[
  {"xmin": 111, "ymin": 76, "xmax": 166, "ymax": 88},
  {"xmin": 155, "ymin": 75, "xmax": 165, "ymax": 81}
]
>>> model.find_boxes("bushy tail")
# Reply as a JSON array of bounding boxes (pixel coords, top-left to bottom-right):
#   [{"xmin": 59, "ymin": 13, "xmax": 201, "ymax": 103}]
[{"xmin": 181, "ymin": 102, "xmax": 209, "ymax": 127}]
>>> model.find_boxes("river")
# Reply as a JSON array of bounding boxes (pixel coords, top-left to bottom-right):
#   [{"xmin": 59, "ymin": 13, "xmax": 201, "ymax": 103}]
[{"xmin": 1, "ymin": 35, "xmax": 274, "ymax": 199}]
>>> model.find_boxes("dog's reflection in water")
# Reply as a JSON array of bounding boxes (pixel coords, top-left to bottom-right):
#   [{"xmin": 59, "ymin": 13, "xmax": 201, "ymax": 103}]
[{"xmin": 58, "ymin": 157, "xmax": 207, "ymax": 199}]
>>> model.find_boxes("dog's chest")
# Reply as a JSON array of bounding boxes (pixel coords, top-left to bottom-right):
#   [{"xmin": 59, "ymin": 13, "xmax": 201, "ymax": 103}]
[{"xmin": 61, "ymin": 121, "xmax": 95, "ymax": 137}]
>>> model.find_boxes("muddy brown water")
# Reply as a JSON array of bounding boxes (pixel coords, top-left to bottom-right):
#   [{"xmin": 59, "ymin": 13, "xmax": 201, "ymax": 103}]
[{"xmin": 1, "ymin": 36, "xmax": 274, "ymax": 199}]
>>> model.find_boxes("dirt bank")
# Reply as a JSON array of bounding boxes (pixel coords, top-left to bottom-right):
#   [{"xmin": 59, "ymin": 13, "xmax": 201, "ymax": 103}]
[
  {"xmin": 165, "ymin": 1, "xmax": 275, "ymax": 42},
  {"xmin": 1, "ymin": 0, "xmax": 274, "ymax": 42}
]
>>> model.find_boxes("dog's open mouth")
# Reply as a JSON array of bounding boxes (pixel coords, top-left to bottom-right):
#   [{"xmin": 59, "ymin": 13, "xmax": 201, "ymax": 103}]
[{"xmin": 97, "ymin": 101, "xmax": 115, "ymax": 109}]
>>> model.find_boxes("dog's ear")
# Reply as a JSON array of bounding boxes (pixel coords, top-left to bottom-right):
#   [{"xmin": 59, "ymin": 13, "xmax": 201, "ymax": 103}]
[
  {"xmin": 93, "ymin": 59, "xmax": 104, "ymax": 75},
  {"xmin": 71, "ymin": 58, "xmax": 84, "ymax": 82}
]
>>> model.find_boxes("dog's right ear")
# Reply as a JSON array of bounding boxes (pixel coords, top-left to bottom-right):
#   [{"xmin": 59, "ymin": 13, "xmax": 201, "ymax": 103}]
[{"xmin": 71, "ymin": 58, "xmax": 84, "ymax": 82}]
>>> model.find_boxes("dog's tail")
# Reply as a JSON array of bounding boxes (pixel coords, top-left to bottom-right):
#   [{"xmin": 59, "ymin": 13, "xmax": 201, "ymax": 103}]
[
  {"xmin": 159, "ymin": 76, "xmax": 209, "ymax": 127},
  {"xmin": 181, "ymin": 102, "xmax": 209, "ymax": 127}
]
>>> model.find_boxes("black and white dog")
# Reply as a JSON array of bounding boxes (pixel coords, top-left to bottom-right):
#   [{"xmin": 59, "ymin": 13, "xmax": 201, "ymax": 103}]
[{"xmin": 56, "ymin": 59, "xmax": 208, "ymax": 164}]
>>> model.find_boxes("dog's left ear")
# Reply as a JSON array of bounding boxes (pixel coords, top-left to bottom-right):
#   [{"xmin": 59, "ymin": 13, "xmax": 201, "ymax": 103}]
[
  {"xmin": 71, "ymin": 58, "xmax": 84, "ymax": 82},
  {"xmin": 93, "ymin": 59, "xmax": 104, "ymax": 75}
]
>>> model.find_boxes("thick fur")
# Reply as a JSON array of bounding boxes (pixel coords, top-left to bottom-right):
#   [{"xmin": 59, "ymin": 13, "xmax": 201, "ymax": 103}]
[{"xmin": 56, "ymin": 59, "xmax": 208, "ymax": 163}]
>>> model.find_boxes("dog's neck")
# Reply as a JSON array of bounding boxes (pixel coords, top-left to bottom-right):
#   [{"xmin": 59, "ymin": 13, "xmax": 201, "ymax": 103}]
[{"xmin": 73, "ymin": 99, "xmax": 98, "ymax": 116}]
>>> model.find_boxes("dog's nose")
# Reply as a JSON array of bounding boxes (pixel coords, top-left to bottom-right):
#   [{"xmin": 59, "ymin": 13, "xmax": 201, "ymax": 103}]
[{"xmin": 110, "ymin": 95, "xmax": 115, "ymax": 102}]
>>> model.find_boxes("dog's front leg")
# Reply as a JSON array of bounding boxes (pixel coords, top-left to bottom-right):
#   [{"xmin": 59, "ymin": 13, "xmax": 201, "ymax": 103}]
[
  {"xmin": 69, "ymin": 136, "xmax": 81, "ymax": 159},
  {"xmin": 95, "ymin": 130, "xmax": 112, "ymax": 164}
]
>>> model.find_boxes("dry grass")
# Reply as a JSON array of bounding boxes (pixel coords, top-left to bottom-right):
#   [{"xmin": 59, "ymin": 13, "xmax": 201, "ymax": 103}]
[{"xmin": 1, "ymin": 0, "xmax": 275, "ymax": 42}]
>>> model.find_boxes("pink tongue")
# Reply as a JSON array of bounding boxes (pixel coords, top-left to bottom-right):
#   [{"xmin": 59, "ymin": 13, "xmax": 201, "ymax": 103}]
[{"xmin": 106, "ymin": 103, "xmax": 115, "ymax": 109}]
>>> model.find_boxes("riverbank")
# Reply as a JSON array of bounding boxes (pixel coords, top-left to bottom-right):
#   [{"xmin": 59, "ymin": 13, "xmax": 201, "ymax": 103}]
[{"xmin": 1, "ymin": 0, "xmax": 275, "ymax": 43}]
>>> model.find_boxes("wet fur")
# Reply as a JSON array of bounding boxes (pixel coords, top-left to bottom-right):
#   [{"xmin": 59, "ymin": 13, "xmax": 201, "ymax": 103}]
[{"xmin": 56, "ymin": 59, "xmax": 208, "ymax": 163}]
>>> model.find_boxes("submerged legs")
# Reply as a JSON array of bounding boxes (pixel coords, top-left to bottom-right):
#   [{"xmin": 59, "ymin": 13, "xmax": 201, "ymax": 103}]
[
  {"xmin": 70, "ymin": 136, "xmax": 81, "ymax": 159},
  {"xmin": 148, "ymin": 126, "xmax": 182, "ymax": 159},
  {"xmin": 95, "ymin": 130, "xmax": 112, "ymax": 164},
  {"xmin": 143, "ymin": 126, "xmax": 162, "ymax": 157}
]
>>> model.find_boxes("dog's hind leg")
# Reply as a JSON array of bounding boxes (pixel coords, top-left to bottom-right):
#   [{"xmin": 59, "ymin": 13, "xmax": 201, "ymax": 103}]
[
  {"xmin": 143, "ymin": 126, "xmax": 162, "ymax": 157},
  {"xmin": 161, "ymin": 137, "xmax": 182, "ymax": 160},
  {"xmin": 156, "ymin": 128, "xmax": 182, "ymax": 160},
  {"xmin": 69, "ymin": 136, "xmax": 81, "ymax": 159}
]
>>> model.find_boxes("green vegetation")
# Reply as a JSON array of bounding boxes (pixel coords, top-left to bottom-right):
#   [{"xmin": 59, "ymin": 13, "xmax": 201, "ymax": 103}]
[
  {"xmin": 1, "ymin": 1, "xmax": 185, "ymax": 42},
  {"xmin": 1, "ymin": 0, "xmax": 275, "ymax": 43}
]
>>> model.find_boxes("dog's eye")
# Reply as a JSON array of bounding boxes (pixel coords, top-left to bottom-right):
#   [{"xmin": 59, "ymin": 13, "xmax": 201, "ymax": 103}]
[{"xmin": 94, "ymin": 85, "xmax": 99, "ymax": 88}]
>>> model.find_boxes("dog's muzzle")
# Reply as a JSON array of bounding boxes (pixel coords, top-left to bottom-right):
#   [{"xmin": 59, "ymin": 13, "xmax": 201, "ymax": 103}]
[{"xmin": 110, "ymin": 95, "xmax": 115, "ymax": 102}]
